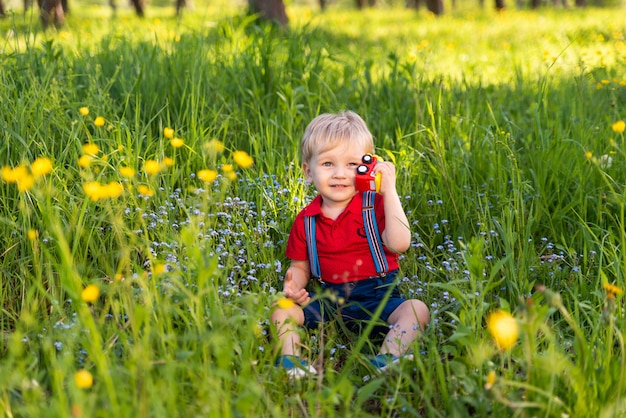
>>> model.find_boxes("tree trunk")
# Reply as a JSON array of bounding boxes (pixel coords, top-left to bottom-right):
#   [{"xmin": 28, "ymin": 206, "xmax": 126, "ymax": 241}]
[
  {"xmin": 248, "ymin": 0, "xmax": 288, "ymax": 26},
  {"xmin": 39, "ymin": 0, "xmax": 64, "ymax": 27},
  {"xmin": 495, "ymin": 0, "xmax": 505, "ymax": 9},
  {"xmin": 426, "ymin": 0, "xmax": 443, "ymax": 14}
]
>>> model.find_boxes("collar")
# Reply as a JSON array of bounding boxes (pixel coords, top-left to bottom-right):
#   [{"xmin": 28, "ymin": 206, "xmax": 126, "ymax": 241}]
[{"xmin": 302, "ymin": 193, "xmax": 362, "ymax": 219}]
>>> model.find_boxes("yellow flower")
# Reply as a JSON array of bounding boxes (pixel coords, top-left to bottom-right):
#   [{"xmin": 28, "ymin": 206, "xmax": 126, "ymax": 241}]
[
  {"xmin": 144, "ymin": 160, "xmax": 161, "ymax": 176},
  {"xmin": 604, "ymin": 282, "xmax": 623, "ymax": 296},
  {"xmin": 225, "ymin": 171, "xmax": 237, "ymax": 181},
  {"xmin": 197, "ymin": 169, "xmax": 217, "ymax": 183},
  {"xmin": 137, "ymin": 184, "xmax": 154, "ymax": 197},
  {"xmin": 585, "ymin": 151, "xmax": 593, "ymax": 159},
  {"xmin": 221, "ymin": 164, "xmax": 234, "ymax": 173},
  {"xmin": 94, "ymin": 116, "xmax": 105, "ymax": 127},
  {"xmin": 276, "ymin": 297, "xmax": 296, "ymax": 309},
  {"xmin": 102, "ymin": 182, "xmax": 124, "ymax": 199},
  {"xmin": 232, "ymin": 150, "xmax": 254, "ymax": 169},
  {"xmin": 79, "ymin": 107, "xmax": 89, "ymax": 116},
  {"xmin": 27, "ymin": 229, "xmax": 38, "ymax": 240},
  {"xmin": 31, "ymin": 157, "xmax": 53, "ymax": 177},
  {"xmin": 612, "ymin": 120, "xmax": 625, "ymax": 134},
  {"xmin": 153, "ymin": 263, "xmax": 166, "ymax": 276},
  {"xmin": 81, "ymin": 284, "xmax": 100, "ymax": 303},
  {"xmin": 83, "ymin": 181, "xmax": 103, "ymax": 201},
  {"xmin": 119, "ymin": 166, "xmax": 136, "ymax": 179},
  {"xmin": 484, "ymin": 370, "xmax": 496, "ymax": 390},
  {"xmin": 78, "ymin": 155, "xmax": 93, "ymax": 168},
  {"xmin": 163, "ymin": 127, "xmax": 174, "ymax": 139},
  {"xmin": 204, "ymin": 139, "xmax": 225, "ymax": 154},
  {"xmin": 74, "ymin": 369, "xmax": 94, "ymax": 389},
  {"xmin": 82, "ymin": 143, "xmax": 99, "ymax": 156},
  {"xmin": 486, "ymin": 310, "xmax": 518, "ymax": 351},
  {"xmin": 16, "ymin": 175, "xmax": 35, "ymax": 192},
  {"xmin": 1, "ymin": 165, "xmax": 28, "ymax": 183},
  {"xmin": 170, "ymin": 137, "xmax": 184, "ymax": 148},
  {"xmin": 162, "ymin": 157, "xmax": 174, "ymax": 167}
]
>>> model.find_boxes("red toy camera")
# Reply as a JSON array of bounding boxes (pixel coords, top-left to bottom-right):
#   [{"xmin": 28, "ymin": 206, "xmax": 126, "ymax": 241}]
[{"xmin": 355, "ymin": 154, "xmax": 382, "ymax": 193}]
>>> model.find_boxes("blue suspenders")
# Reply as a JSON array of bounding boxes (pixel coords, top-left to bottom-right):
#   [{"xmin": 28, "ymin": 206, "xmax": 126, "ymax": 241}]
[{"xmin": 304, "ymin": 191, "xmax": 388, "ymax": 280}]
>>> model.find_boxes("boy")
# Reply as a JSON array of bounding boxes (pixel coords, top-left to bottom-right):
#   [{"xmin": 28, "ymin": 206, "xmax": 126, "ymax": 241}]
[{"xmin": 271, "ymin": 110, "xmax": 430, "ymax": 379}]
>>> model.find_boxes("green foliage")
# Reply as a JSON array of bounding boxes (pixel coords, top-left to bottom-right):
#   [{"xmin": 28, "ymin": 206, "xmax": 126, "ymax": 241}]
[{"xmin": 1, "ymin": 3, "xmax": 626, "ymax": 416}]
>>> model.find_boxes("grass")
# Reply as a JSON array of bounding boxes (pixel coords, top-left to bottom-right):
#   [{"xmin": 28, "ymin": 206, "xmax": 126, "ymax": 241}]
[{"xmin": 1, "ymin": 1, "xmax": 626, "ymax": 416}]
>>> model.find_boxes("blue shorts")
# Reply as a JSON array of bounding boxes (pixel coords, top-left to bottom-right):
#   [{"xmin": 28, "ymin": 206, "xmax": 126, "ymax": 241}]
[{"xmin": 302, "ymin": 270, "xmax": 405, "ymax": 332}]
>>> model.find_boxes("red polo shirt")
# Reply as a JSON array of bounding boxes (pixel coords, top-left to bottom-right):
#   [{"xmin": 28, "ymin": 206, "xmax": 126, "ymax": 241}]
[{"xmin": 285, "ymin": 193, "xmax": 400, "ymax": 284}]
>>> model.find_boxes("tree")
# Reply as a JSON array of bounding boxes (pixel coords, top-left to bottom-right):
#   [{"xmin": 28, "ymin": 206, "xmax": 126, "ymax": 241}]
[{"xmin": 248, "ymin": 0, "xmax": 288, "ymax": 26}]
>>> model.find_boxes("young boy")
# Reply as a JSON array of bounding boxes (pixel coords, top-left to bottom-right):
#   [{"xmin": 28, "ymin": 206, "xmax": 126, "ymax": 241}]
[{"xmin": 271, "ymin": 110, "xmax": 430, "ymax": 379}]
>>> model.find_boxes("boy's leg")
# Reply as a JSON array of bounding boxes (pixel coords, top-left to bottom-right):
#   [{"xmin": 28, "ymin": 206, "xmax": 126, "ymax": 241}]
[
  {"xmin": 271, "ymin": 304, "xmax": 305, "ymax": 356},
  {"xmin": 380, "ymin": 299, "xmax": 429, "ymax": 357}
]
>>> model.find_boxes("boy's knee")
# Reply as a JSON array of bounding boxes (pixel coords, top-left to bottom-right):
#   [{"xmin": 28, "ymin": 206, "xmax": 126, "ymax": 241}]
[
  {"xmin": 271, "ymin": 305, "xmax": 305, "ymax": 326},
  {"xmin": 405, "ymin": 299, "xmax": 430, "ymax": 329}
]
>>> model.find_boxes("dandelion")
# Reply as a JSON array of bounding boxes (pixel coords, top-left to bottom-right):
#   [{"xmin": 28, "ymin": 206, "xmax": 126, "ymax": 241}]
[
  {"xmin": 79, "ymin": 107, "xmax": 89, "ymax": 116},
  {"xmin": 78, "ymin": 155, "xmax": 93, "ymax": 168},
  {"xmin": 203, "ymin": 139, "xmax": 225, "ymax": 154},
  {"xmin": 119, "ymin": 166, "xmax": 136, "ymax": 179},
  {"xmin": 27, "ymin": 229, "xmax": 38, "ymax": 240},
  {"xmin": 82, "ymin": 143, "xmax": 99, "ymax": 156},
  {"xmin": 1, "ymin": 165, "xmax": 28, "ymax": 183},
  {"xmin": 74, "ymin": 369, "xmax": 94, "ymax": 389},
  {"xmin": 162, "ymin": 157, "xmax": 174, "ymax": 167},
  {"xmin": 585, "ymin": 151, "xmax": 593, "ymax": 159},
  {"xmin": 604, "ymin": 282, "xmax": 623, "ymax": 297},
  {"xmin": 612, "ymin": 120, "xmax": 625, "ymax": 134},
  {"xmin": 94, "ymin": 116, "xmax": 105, "ymax": 127},
  {"xmin": 81, "ymin": 284, "xmax": 100, "ymax": 303},
  {"xmin": 31, "ymin": 157, "xmax": 53, "ymax": 177},
  {"xmin": 221, "ymin": 164, "xmax": 234, "ymax": 173},
  {"xmin": 276, "ymin": 297, "xmax": 296, "ymax": 309},
  {"xmin": 197, "ymin": 169, "xmax": 217, "ymax": 183},
  {"xmin": 163, "ymin": 127, "xmax": 174, "ymax": 139},
  {"xmin": 170, "ymin": 137, "xmax": 184, "ymax": 148},
  {"xmin": 16, "ymin": 175, "xmax": 35, "ymax": 192},
  {"xmin": 484, "ymin": 370, "xmax": 496, "ymax": 390},
  {"xmin": 83, "ymin": 182, "xmax": 103, "ymax": 201},
  {"xmin": 152, "ymin": 263, "xmax": 167, "ymax": 276},
  {"xmin": 225, "ymin": 171, "xmax": 237, "ymax": 181},
  {"xmin": 102, "ymin": 182, "xmax": 124, "ymax": 199},
  {"xmin": 486, "ymin": 310, "xmax": 518, "ymax": 351},
  {"xmin": 233, "ymin": 150, "xmax": 254, "ymax": 169},
  {"xmin": 137, "ymin": 185, "xmax": 155, "ymax": 197},
  {"xmin": 144, "ymin": 160, "xmax": 161, "ymax": 176}
]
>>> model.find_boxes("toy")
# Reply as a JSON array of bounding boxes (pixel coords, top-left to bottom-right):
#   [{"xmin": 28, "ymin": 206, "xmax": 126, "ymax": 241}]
[{"xmin": 355, "ymin": 154, "xmax": 382, "ymax": 193}]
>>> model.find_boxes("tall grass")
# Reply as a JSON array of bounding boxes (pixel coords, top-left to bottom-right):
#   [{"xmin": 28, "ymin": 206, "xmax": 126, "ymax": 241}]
[{"xmin": 1, "ymin": 3, "xmax": 625, "ymax": 416}]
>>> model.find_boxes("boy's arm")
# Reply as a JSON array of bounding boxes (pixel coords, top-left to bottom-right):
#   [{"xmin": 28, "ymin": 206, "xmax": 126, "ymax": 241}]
[
  {"xmin": 374, "ymin": 161, "xmax": 411, "ymax": 254},
  {"xmin": 284, "ymin": 259, "xmax": 311, "ymax": 306}
]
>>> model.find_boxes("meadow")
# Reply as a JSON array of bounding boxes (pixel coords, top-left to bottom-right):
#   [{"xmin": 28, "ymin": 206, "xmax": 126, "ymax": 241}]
[{"xmin": 1, "ymin": 0, "xmax": 625, "ymax": 416}]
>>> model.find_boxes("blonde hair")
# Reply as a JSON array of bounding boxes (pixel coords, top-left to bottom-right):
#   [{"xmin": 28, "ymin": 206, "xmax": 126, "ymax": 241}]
[{"xmin": 301, "ymin": 110, "xmax": 375, "ymax": 164}]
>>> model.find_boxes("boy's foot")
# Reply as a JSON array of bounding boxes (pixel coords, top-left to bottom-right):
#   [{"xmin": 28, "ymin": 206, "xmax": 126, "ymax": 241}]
[
  {"xmin": 369, "ymin": 353, "xmax": 414, "ymax": 373},
  {"xmin": 275, "ymin": 355, "xmax": 317, "ymax": 380}
]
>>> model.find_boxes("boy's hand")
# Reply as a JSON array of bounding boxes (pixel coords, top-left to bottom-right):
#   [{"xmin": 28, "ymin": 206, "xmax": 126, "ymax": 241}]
[
  {"xmin": 284, "ymin": 269, "xmax": 310, "ymax": 306},
  {"xmin": 373, "ymin": 161, "xmax": 398, "ymax": 196}
]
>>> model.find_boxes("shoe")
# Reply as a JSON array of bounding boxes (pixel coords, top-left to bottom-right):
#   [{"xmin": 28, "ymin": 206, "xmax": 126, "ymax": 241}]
[
  {"xmin": 369, "ymin": 353, "xmax": 414, "ymax": 373},
  {"xmin": 275, "ymin": 355, "xmax": 317, "ymax": 379}
]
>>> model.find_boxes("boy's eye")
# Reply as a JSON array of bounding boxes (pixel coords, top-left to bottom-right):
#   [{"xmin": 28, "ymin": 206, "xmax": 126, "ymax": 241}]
[{"xmin": 322, "ymin": 162, "xmax": 333, "ymax": 167}]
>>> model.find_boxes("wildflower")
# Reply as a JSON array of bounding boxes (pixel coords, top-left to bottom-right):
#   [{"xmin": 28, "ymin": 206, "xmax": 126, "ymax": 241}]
[
  {"xmin": 604, "ymin": 282, "xmax": 623, "ymax": 297},
  {"xmin": 94, "ymin": 116, "xmax": 105, "ymax": 127},
  {"xmin": 74, "ymin": 369, "xmax": 94, "ymax": 389},
  {"xmin": 79, "ymin": 107, "xmax": 89, "ymax": 116},
  {"xmin": 163, "ymin": 127, "xmax": 174, "ymax": 139},
  {"xmin": 152, "ymin": 263, "xmax": 167, "ymax": 276},
  {"xmin": 82, "ymin": 143, "xmax": 99, "ymax": 156},
  {"xmin": 119, "ymin": 166, "xmax": 136, "ymax": 179},
  {"xmin": 137, "ymin": 185, "xmax": 155, "ymax": 197},
  {"xmin": 204, "ymin": 139, "xmax": 225, "ymax": 154},
  {"xmin": 162, "ymin": 157, "xmax": 174, "ymax": 167},
  {"xmin": 484, "ymin": 370, "xmax": 496, "ymax": 390},
  {"xmin": 102, "ymin": 182, "xmax": 124, "ymax": 199},
  {"xmin": 16, "ymin": 175, "xmax": 35, "ymax": 192},
  {"xmin": 27, "ymin": 229, "xmax": 38, "ymax": 240},
  {"xmin": 197, "ymin": 169, "xmax": 217, "ymax": 183},
  {"xmin": 31, "ymin": 157, "xmax": 53, "ymax": 177},
  {"xmin": 78, "ymin": 155, "xmax": 93, "ymax": 168},
  {"xmin": 144, "ymin": 160, "xmax": 161, "ymax": 176},
  {"xmin": 81, "ymin": 284, "xmax": 100, "ymax": 303},
  {"xmin": 83, "ymin": 182, "xmax": 103, "ymax": 201},
  {"xmin": 170, "ymin": 137, "xmax": 184, "ymax": 148},
  {"xmin": 276, "ymin": 297, "xmax": 296, "ymax": 309},
  {"xmin": 225, "ymin": 171, "xmax": 237, "ymax": 181},
  {"xmin": 233, "ymin": 150, "xmax": 254, "ymax": 169},
  {"xmin": 486, "ymin": 310, "xmax": 518, "ymax": 351},
  {"xmin": 612, "ymin": 120, "xmax": 625, "ymax": 134},
  {"xmin": 1, "ymin": 165, "xmax": 28, "ymax": 183},
  {"xmin": 221, "ymin": 164, "xmax": 234, "ymax": 173},
  {"xmin": 584, "ymin": 151, "xmax": 593, "ymax": 159}
]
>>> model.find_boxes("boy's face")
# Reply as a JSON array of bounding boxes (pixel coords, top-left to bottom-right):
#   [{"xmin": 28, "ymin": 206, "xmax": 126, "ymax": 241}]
[{"xmin": 303, "ymin": 142, "xmax": 368, "ymax": 208}]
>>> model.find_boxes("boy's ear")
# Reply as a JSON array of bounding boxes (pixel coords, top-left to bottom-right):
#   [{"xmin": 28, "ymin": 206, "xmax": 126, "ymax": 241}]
[{"xmin": 302, "ymin": 162, "xmax": 312, "ymax": 182}]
